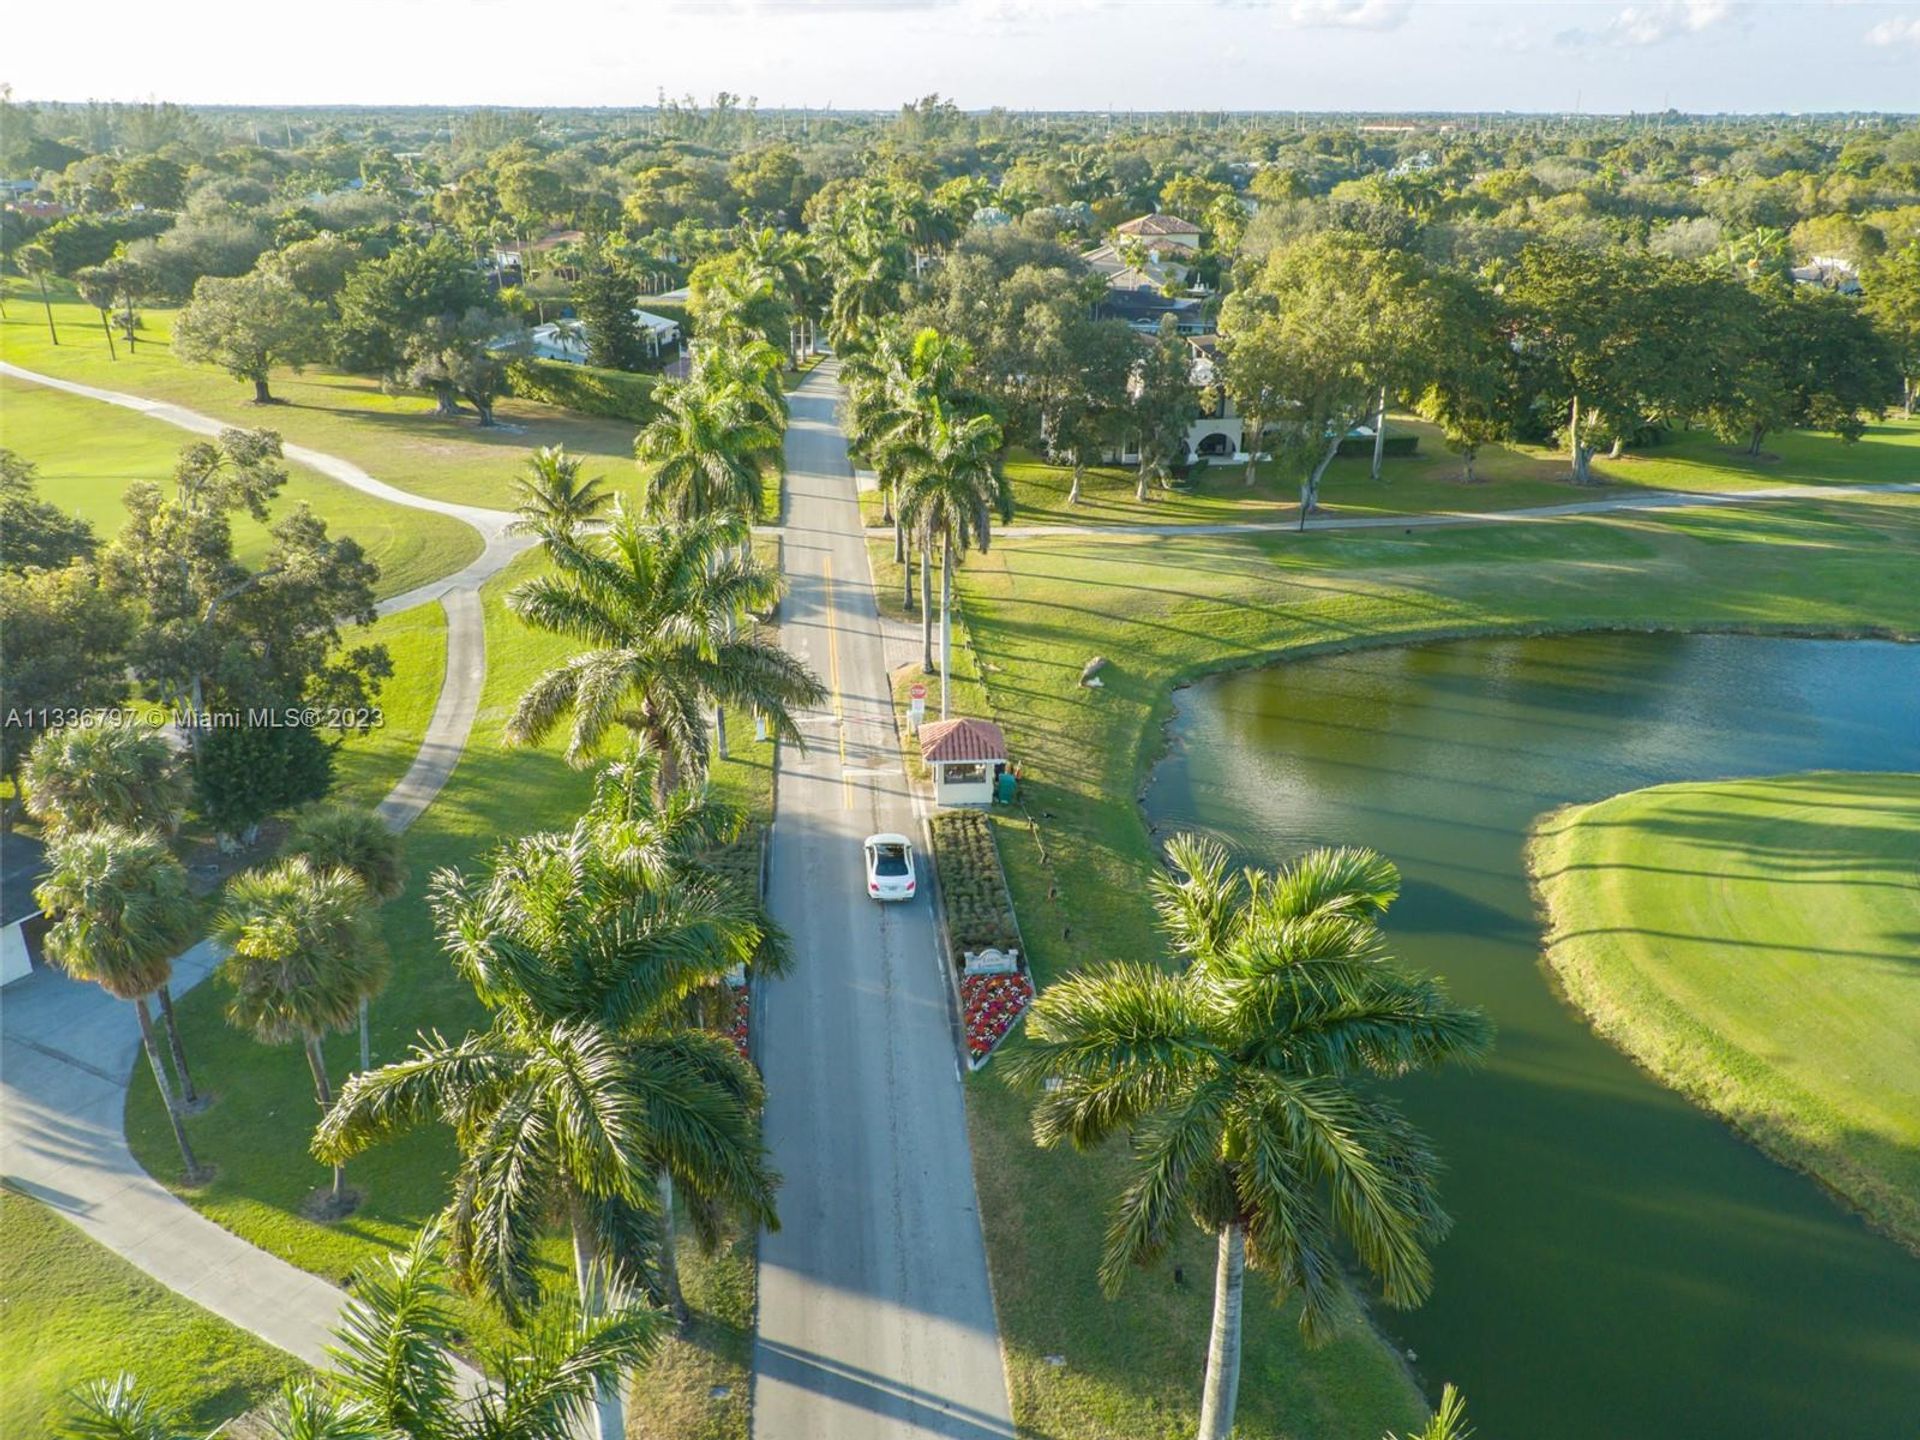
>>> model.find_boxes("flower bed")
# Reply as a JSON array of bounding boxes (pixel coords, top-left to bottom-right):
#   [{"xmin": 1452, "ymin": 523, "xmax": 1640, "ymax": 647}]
[
  {"xmin": 725, "ymin": 981, "xmax": 750, "ymax": 1061},
  {"xmin": 928, "ymin": 810, "xmax": 1020, "ymax": 955},
  {"xmin": 961, "ymin": 969, "xmax": 1034, "ymax": 1066}
]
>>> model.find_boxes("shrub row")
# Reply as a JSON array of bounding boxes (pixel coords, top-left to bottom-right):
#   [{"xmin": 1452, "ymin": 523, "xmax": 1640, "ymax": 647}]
[
  {"xmin": 504, "ymin": 357, "xmax": 658, "ymax": 423},
  {"xmin": 928, "ymin": 810, "xmax": 1021, "ymax": 958},
  {"xmin": 1335, "ymin": 433, "xmax": 1420, "ymax": 459}
]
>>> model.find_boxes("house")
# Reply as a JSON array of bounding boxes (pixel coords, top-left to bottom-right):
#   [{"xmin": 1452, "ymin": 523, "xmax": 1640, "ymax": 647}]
[
  {"xmin": 1, "ymin": 832, "xmax": 48, "ymax": 988},
  {"xmin": 1789, "ymin": 255, "xmax": 1863, "ymax": 295},
  {"xmin": 1113, "ymin": 212, "xmax": 1203, "ymax": 257},
  {"xmin": 1095, "ymin": 286, "xmax": 1209, "ymax": 336},
  {"xmin": 1108, "ymin": 337, "xmax": 1247, "ymax": 465},
  {"xmin": 525, "ymin": 308, "xmax": 681, "ymax": 364},
  {"xmin": 917, "ymin": 717, "xmax": 1010, "ymax": 808}
]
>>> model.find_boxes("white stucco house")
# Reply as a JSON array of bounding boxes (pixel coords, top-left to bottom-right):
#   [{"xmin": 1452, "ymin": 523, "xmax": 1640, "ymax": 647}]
[
  {"xmin": 1107, "ymin": 338, "xmax": 1248, "ymax": 466},
  {"xmin": 525, "ymin": 308, "xmax": 681, "ymax": 364}
]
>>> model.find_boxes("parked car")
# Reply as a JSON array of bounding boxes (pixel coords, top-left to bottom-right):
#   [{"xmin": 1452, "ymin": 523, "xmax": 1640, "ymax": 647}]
[{"xmin": 863, "ymin": 833, "xmax": 917, "ymax": 901}]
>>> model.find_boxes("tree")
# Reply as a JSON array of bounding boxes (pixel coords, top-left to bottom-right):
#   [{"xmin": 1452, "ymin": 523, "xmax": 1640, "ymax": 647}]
[
  {"xmin": 172, "ymin": 271, "xmax": 322, "ymax": 404},
  {"xmin": 1707, "ymin": 282, "xmax": 1900, "ymax": 454},
  {"xmin": 71, "ymin": 262, "xmax": 122, "ymax": 358},
  {"xmin": 314, "ymin": 803, "xmax": 783, "ymax": 1439},
  {"xmin": 1004, "ymin": 835, "xmax": 1492, "ymax": 1440},
  {"xmin": 575, "ymin": 246, "xmax": 647, "ymax": 372},
  {"xmin": 36, "ymin": 827, "xmax": 206, "ymax": 1180},
  {"xmin": 283, "ymin": 804, "xmax": 405, "ymax": 1071},
  {"xmin": 507, "ymin": 446, "xmax": 615, "ymax": 547},
  {"xmin": 18, "ymin": 240, "xmax": 59, "ymax": 345},
  {"xmin": 1220, "ymin": 235, "xmax": 1442, "ymax": 522},
  {"xmin": 2, "ymin": 450, "xmax": 97, "ymax": 572},
  {"xmin": 402, "ymin": 307, "xmax": 525, "ymax": 425},
  {"xmin": 1415, "ymin": 271, "xmax": 1513, "ymax": 483},
  {"xmin": 214, "ymin": 858, "xmax": 389, "ymax": 1215},
  {"xmin": 504, "ymin": 510, "xmax": 824, "ymax": 795},
  {"xmin": 58, "ymin": 1221, "xmax": 660, "ymax": 1440},
  {"xmin": 112, "ymin": 154, "xmax": 187, "ymax": 211},
  {"xmin": 22, "ymin": 720, "xmax": 186, "ymax": 838},
  {"xmin": 192, "ymin": 721, "xmax": 336, "ymax": 846},
  {"xmin": 332, "ymin": 237, "xmax": 492, "ymax": 376},
  {"xmin": 1863, "ymin": 242, "xmax": 1920, "ymax": 417},
  {"xmin": 0, "ymin": 563, "xmax": 135, "ymax": 806},
  {"xmin": 1385, "ymin": 1385, "xmax": 1474, "ymax": 1440},
  {"xmin": 898, "ymin": 400, "xmax": 1007, "ymax": 704},
  {"xmin": 1019, "ymin": 302, "xmax": 1137, "ymax": 506},
  {"xmin": 1129, "ymin": 319, "xmax": 1204, "ymax": 500},
  {"xmin": 636, "ymin": 381, "xmax": 782, "ymax": 524}
]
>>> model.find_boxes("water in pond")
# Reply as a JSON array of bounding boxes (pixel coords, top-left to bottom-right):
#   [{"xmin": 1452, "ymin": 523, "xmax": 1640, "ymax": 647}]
[{"xmin": 1144, "ymin": 632, "xmax": 1920, "ymax": 1440}]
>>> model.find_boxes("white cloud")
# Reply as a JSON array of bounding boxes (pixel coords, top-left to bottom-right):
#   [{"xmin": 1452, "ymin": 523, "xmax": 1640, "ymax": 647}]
[
  {"xmin": 1283, "ymin": 0, "xmax": 1414, "ymax": 30},
  {"xmin": 1864, "ymin": 15, "xmax": 1920, "ymax": 47},
  {"xmin": 1556, "ymin": 0, "xmax": 1739, "ymax": 47}
]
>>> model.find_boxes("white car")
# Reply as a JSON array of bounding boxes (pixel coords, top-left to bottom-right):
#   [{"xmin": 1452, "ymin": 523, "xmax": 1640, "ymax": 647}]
[{"xmin": 863, "ymin": 833, "xmax": 917, "ymax": 902}]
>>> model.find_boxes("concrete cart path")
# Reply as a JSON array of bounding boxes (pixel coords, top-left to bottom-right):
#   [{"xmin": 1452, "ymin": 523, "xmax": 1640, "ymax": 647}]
[
  {"xmin": 1, "ymin": 362, "xmax": 529, "ymax": 1372},
  {"xmin": 751, "ymin": 361, "xmax": 1017, "ymax": 1439}
]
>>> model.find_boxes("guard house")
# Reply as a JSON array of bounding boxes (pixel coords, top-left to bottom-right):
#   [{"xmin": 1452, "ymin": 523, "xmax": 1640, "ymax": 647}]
[{"xmin": 918, "ymin": 717, "xmax": 1009, "ymax": 808}]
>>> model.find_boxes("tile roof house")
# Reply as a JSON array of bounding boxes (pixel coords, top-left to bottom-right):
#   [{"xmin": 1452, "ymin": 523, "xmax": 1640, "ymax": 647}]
[
  {"xmin": 917, "ymin": 717, "xmax": 1010, "ymax": 807},
  {"xmin": 1114, "ymin": 213, "xmax": 1204, "ymax": 251}
]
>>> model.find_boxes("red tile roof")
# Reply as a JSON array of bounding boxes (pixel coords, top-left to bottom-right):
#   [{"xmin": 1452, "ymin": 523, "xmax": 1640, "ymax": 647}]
[
  {"xmin": 1116, "ymin": 212, "xmax": 1202, "ymax": 238},
  {"xmin": 918, "ymin": 717, "xmax": 1008, "ymax": 764}
]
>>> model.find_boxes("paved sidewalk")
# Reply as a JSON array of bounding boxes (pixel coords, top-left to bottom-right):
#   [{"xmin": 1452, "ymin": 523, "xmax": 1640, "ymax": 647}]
[{"xmin": 0, "ymin": 363, "xmax": 525, "ymax": 1370}]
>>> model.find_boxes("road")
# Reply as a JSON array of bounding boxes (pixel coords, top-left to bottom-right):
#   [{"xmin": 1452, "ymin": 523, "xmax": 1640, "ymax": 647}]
[{"xmin": 752, "ymin": 362, "xmax": 1016, "ymax": 1440}]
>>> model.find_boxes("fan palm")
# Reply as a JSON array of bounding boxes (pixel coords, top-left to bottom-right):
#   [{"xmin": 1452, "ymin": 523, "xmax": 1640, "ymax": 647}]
[
  {"xmin": 22, "ymin": 722, "xmax": 188, "ymax": 838},
  {"xmin": 1004, "ymin": 835, "xmax": 1493, "ymax": 1440},
  {"xmin": 35, "ymin": 826, "xmax": 205, "ymax": 1179},
  {"xmin": 635, "ymin": 380, "xmax": 781, "ymax": 524},
  {"xmin": 504, "ymin": 509, "xmax": 823, "ymax": 795},
  {"xmin": 315, "ymin": 812, "xmax": 782, "ymax": 1438},
  {"xmin": 214, "ymin": 858, "xmax": 389, "ymax": 1214},
  {"xmin": 506, "ymin": 446, "xmax": 613, "ymax": 548},
  {"xmin": 58, "ymin": 1221, "xmax": 659, "ymax": 1440},
  {"xmin": 284, "ymin": 804, "xmax": 405, "ymax": 1071},
  {"xmin": 897, "ymin": 400, "xmax": 1008, "ymax": 694}
]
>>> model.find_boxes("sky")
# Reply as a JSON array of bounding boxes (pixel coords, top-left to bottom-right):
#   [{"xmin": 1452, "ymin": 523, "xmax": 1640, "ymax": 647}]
[{"xmin": 6, "ymin": 0, "xmax": 1919, "ymax": 115}]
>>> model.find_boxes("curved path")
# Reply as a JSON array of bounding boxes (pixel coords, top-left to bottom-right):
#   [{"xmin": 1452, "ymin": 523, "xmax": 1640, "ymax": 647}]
[{"xmin": 0, "ymin": 362, "xmax": 530, "ymax": 1369}]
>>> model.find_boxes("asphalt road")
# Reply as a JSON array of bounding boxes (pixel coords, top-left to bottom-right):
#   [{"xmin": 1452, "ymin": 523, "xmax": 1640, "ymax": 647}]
[{"xmin": 751, "ymin": 363, "xmax": 1016, "ymax": 1440}]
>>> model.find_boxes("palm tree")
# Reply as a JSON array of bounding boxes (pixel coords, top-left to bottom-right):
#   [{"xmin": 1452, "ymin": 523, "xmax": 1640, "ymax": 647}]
[
  {"xmin": 1386, "ymin": 1384, "xmax": 1473, "ymax": 1440},
  {"xmin": 283, "ymin": 805, "xmax": 405, "ymax": 1071},
  {"xmin": 22, "ymin": 722, "xmax": 188, "ymax": 839},
  {"xmin": 694, "ymin": 335, "xmax": 788, "ymax": 437},
  {"xmin": 635, "ymin": 381, "xmax": 782, "ymax": 524},
  {"xmin": 35, "ymin": 827, "xmax": 205, "ymax": 1180},
  {"xmin": 504, "ymin": 508, "xmax": 824, "ymax": 797},
  {"xmin": 507, "ymin": 446, "xmax": 614, "ymax": 548},
  {"xmin": 315, "ymin": 810, "xmax": 782, "ymax": 1440},
  {"xmin": 23, "ymin": 722, "xmax": 201, "ymax": 1098},
  {"xmin": 58, "ymin": 1221, "xmax": 659, "ymax": 1440},
  {"xmin": 214, "ymin": 859, "xmax": 389, "ymax": 1215},
  {"xmin": 897, "ymin": 401, "xmax": 1008, "ymax": 708},
  {"xmin": 1004, "ymin": 835, "xmax": 1493, "ymax": 1440}
]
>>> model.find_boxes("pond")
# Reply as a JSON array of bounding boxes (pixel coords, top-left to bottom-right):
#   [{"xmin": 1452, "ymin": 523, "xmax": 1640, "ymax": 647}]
[{"xmin": 1144, "ymin": 632, "xmax": 1920, "ymax": 1440}]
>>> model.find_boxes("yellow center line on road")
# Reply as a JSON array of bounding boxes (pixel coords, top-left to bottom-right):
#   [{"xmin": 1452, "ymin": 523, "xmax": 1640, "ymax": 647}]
[{"xmin": 822, "ymin": 555, "xmax": 852, "ymax": 810}]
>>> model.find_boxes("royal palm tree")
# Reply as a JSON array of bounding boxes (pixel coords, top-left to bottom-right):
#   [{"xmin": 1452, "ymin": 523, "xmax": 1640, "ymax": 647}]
[
  {"xmin": 59, "ymin": 1221, "xmax": 659, "ymax": 1440},
  {"xmin": 635, "ymin": 381, "xmax": 782, "ymax": 524},
  {"xmin": 694, "ymin": 335, "xmax": 789, "ymax": 437},
  {"xmin": 22, "ymin": 721, "xmax": 188, "ymax": 839},
  {"xmin": 1005, "ymin": 835, "xmax": 1493, "ymax": 1440},
  {"xmin": 898, "ymin": 401, "xmax": 1008, "ymax": 704},
  {"xmin": 35, "ymin": 827, "xmax": 204, "ymax": 1180},
  {"xmin": 214, "ymin": 859, "xmax": 389, "ymax": 1215},
  {"xmin": 283, "ymin": 805, "xmax": 405, "ymax": 1071},
  {"xmin": 315, "ymin": 813, "xmax": 782, "ymax": 1440},
  {"xmin": 506, "ymin": 446, "xmax": 614, "ymax": 547},
  {"xmin": 23, "ymin": 722, "xmax": 202, "ymax": 1098},
  {"xmin": 505, "ymin": 509, "xmax": 823, "ymax": 797}
]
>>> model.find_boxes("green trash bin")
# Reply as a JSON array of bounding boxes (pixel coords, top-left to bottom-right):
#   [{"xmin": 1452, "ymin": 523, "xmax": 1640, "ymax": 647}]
[{"xmin": 995, "ymin": 768, "xmax": 1018, "ymax": 805}]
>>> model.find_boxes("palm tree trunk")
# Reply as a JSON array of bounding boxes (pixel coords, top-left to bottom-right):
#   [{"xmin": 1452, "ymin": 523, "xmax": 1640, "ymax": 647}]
[
  {"xmin": 136, "ymin": 997, "xmax": 200, "ymax": 1180},
  {"xmin": 919, "ymin": 538, "xmax": 935, "ymax": 673},
  {"xmin": 100, "ymin": 309, "xmax": 118, "ymax": 360},
  {"xmin": 305, "ymin": 1037, "xmax": 345, "ymax": 1206},
  {"xmin": 1370, "ymin": 385, "xmax": 1388, "ymax": 481},
  {"xmin": 36, "ymin": 274, "xmax": 58, "ymax": 345},
  {"xmin": 940, "ymin": 532, "xmax": 955, "ymax": 720},
  {"xmin": 1196, "ymin": 1222, "xmax": 1246, "ymax": 1440},
  {"xmin": 359, "ymin": 996, "xmax": 371, "ymax": 1073},
  {"xmin": 155, "ymin": 984, "xmax": 198, "ymax": 1104},
  {"xmin": 658, "ymin": 1170, "xmax": 691, "ymax": 1329},
  {"xmin": 571, "ymin": 1199, "xmax": 629, "ymax": 1440}
]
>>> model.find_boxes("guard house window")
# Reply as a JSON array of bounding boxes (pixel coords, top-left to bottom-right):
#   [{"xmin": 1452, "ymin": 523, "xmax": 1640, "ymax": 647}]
[{"xmin": 944, "ymin": 762, "xmax": 988, "ymax": 784}]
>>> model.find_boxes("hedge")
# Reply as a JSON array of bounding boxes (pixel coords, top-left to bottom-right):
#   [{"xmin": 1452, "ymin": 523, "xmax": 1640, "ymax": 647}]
[
  {"xmin": 1335, "ymin": 432, "xmax": 1420, "ymax": 459},
  {"xmin": 503, "ymin": 357, "xmax": 659, "ymax": 423},
  {"xmin": 928, "ymin": 810, "xmax": 1022, "ymax": 957}
]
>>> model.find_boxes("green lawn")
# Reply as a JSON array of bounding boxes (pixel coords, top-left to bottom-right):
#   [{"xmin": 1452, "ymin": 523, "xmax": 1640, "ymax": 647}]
[
  {"xmin": 2, "ymin": 280, "xmax": 650, "ymax": 511},
  {"xmin": 931, "ymin": 491, "xmax": 1920, "ymax": 1439},
  {"xmin": 0, "ymin": 373, "xmax": 482, "ymax": 600},
  {"xmin": 1531, "ymin": 772, "xmax": 1920, "ymax": 1251},
  {"xmin": 996, "ymin": 413, "xmax": 1920, "ymax": 528},
  {"xmin": 123, "ymin": 546, "xmax": 773, "ymax": 1421},
  {"xmin": 328, "ymin": 603, "xmax": 448, "ymax": 811},
  {"xmin": 0, "ymin": 1190, "xmax": 303, "ymax": 1437}
]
